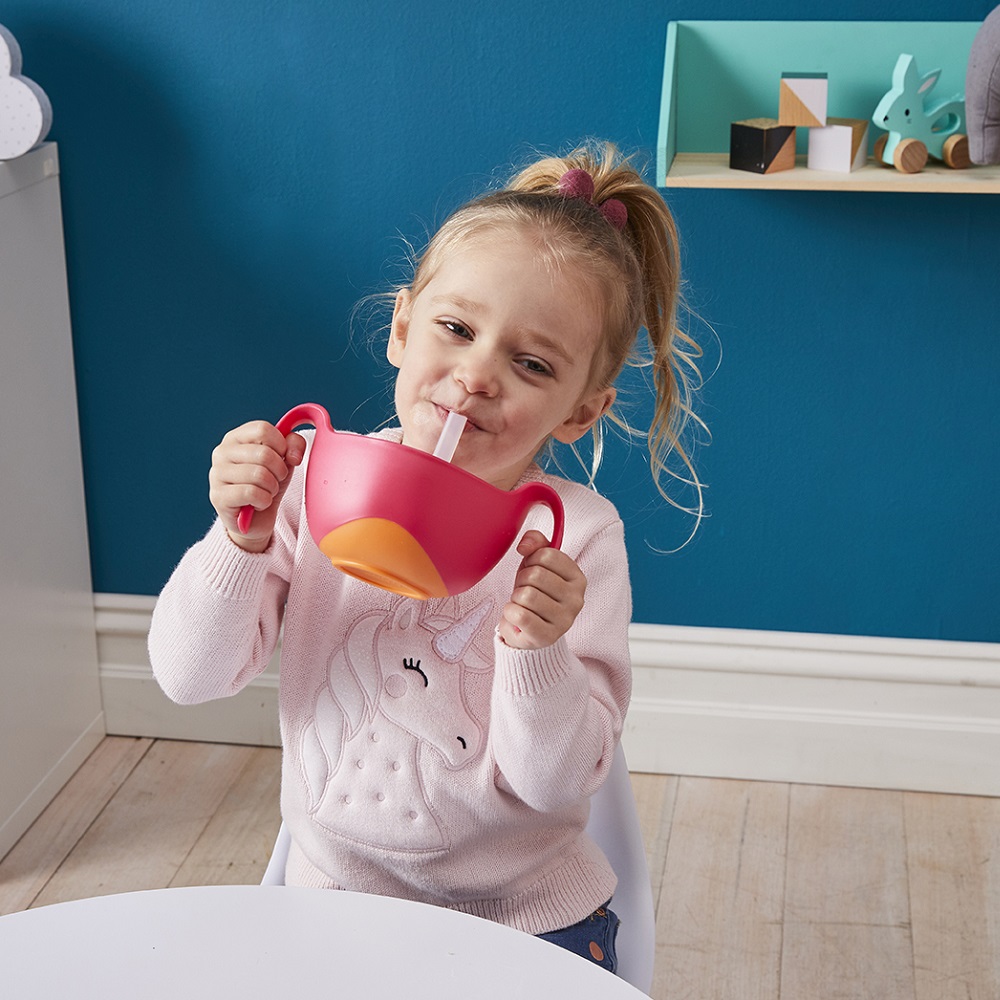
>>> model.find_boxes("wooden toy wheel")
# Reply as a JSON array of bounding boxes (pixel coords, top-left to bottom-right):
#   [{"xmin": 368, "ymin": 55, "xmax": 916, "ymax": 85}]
[
  {"xmin": 873, "ymin": 133, "xmax": 891, "ymax": 166},
  {"xmin": 942, "ymin": 134, "xmax": 971, "ymax": 169},
  {"xmin": 893, "ymin": 138, "xmax": 928, "ymax": 174}
]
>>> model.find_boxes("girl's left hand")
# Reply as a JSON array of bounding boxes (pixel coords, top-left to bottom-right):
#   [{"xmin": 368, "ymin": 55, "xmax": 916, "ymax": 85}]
[{"xmin": 499, "ymin": 530, "xmax": 587, "ymax": 650}]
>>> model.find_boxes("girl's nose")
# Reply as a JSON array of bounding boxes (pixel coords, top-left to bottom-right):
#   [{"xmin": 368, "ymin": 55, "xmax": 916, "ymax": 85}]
[{"xmin": 453, "ymin": 351, "xmax": 500, "ymax": 396}]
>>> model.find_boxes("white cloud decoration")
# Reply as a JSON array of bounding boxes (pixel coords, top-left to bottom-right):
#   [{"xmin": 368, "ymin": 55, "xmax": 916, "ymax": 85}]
[{"xmin": 0, "ymin": 24, "xmax": 53, "ymax": 161}]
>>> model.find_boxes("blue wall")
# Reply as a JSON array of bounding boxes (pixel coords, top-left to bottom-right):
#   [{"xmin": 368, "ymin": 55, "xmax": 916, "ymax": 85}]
[{"xmin": 5, "ymin": 0, "xmax": 998, "ymax": 642}]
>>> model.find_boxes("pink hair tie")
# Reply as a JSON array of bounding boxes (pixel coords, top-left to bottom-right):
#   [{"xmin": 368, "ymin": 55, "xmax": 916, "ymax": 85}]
[
  {"xmin": 556, "ymin": 168, "xmax": 628, "ymax": 231},
  {"xmin": 598, "ymin": 198, "xmax": 628, "ymax": 231}
]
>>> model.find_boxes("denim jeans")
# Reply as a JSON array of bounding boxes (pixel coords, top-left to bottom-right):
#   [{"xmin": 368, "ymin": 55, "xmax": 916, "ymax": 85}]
[{"xmin": 536, "ymin": 901, "xmax": 620, "ymax": 975}]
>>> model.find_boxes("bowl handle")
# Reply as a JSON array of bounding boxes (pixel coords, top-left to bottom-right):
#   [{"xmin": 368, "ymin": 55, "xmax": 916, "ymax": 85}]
[
  {"xmin": 516, "ymin": 482, "xmax": 565, "ymax": 549},
  {"xmin": 235, "ymin": 402, "xmax": 332, "ymax": 535}
]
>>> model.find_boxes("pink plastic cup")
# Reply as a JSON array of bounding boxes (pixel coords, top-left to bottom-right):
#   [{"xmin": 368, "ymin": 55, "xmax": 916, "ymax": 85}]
[{"xmin": 237, "ymin": 402, "xmax": 564, "ymax": 600}]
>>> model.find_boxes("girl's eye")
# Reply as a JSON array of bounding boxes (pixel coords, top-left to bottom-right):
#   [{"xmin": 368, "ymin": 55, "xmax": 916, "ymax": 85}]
[
  {"xmin": 441, "ymin": 320, "xmax": 472, "ymax": 339},
  {"xmin": 519, "ymin": 357, "xmax": 553, "ymax": 377}
]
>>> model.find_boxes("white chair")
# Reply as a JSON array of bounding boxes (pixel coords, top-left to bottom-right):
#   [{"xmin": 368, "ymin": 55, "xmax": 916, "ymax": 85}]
[
  {"xmin": 586, "ymin": 743, "xmax": 656, "ymax": 994},
  {"xmin": 261, "ymin": 742, "xmax": 655, "ymax": 994},
  {"xmin": 260, "ymin": 821, "xmax": 290, "ymax": 888}
]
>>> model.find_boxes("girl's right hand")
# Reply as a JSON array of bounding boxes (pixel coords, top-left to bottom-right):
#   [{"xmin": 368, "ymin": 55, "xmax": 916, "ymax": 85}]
[{"xmin": 209, "ymin": 421, "xmax": 306, "ymax": 552}]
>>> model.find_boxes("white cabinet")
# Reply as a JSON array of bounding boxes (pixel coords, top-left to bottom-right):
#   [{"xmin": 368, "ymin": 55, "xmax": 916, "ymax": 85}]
[{"xmin": 0, "ymin": 142, "xmax": 104, "ymax": 858}]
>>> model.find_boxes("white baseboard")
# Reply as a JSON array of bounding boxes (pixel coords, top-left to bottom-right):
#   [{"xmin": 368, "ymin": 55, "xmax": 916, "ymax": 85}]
[
  {"xmin": 96, "ymin": 594, "xmax": 1000, "ymax": 795},
  {"xmin": 96, "ymin": 594, "xmax": 281, "ymax": 747},
  {"xmin": 625, "ymin": 624, "xmax": 1000, "ymax": 795}
]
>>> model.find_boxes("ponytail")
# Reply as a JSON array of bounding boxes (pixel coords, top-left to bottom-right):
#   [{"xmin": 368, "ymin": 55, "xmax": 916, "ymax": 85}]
[
  {"xmin": 408, "ymin": 141, "xmax": 708, "ymax": 537},
  {"xmin": 508, "ymin": 143, "xmax": 707, "ymax": 532}
]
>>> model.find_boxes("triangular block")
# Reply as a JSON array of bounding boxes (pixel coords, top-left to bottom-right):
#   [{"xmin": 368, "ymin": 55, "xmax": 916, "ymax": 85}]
[
  {"xmin": 766, "ymin": 127, "xmax": 797, "ymax": 173},
  {"xmin": 779, "ymin": 73, "xmax": 828, "ymax": 127}
]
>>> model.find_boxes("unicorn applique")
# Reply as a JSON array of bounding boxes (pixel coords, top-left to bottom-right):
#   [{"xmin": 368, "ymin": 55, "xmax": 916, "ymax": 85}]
[{"xmin": 299, "ymin": 596, "xmax": 494, "ymax": 851}]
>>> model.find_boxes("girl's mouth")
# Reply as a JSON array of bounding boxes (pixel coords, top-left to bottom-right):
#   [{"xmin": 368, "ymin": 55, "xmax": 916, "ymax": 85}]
[{"xmin": 434, "ymin": 403, "xmax": 482, "ymax": 432}]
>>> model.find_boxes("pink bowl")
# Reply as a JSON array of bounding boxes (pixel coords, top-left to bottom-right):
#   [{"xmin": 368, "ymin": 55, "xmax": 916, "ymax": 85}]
[{"xmin": 238, "ymin": 403, "xmax": 564, "ymax": 599}]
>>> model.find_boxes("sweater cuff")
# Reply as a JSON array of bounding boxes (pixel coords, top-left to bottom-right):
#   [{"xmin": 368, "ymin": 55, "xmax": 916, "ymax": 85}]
[
  {"xmin": 493, "ymin": 634, "xmax": 574, "ymax": 696},
  {"xmin": 195, "ymin": 519, "xmax": 276, "ymax": 600}
]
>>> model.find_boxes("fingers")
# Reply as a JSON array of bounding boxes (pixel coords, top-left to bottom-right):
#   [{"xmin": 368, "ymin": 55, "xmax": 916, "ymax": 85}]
[
  {"xmin": 515, "ymin": 529, "xmax": 551, "ymax": 559},
  {"xmin": 208, "ymin": 421, "xmax": 306, "ymax": 546},
  {"xmin": 499, "ymin": 535, "xmax": 587, "ymax": 650}
]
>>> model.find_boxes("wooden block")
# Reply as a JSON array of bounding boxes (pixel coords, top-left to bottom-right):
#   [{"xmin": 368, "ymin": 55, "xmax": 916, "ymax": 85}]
[
  {"xmin": 730, "ymin": 118, "xmax": 796, "ymax": 174},
  {"xmin": 778, "ymin": 72, "xmax": 828, "ymax": 127},
  {"xmin": 807, "ymin": 116, "xmax": 869, "ymax": 172}
]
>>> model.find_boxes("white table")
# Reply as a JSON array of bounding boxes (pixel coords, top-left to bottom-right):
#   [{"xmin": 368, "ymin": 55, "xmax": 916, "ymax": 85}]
[{"xmin": 0, "ymin": 885, "xmax": 648, "ymax": 998}]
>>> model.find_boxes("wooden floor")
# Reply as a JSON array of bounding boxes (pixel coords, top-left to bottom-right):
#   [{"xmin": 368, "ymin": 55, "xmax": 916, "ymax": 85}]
[{"xmin": 2, "ymin": 738, "xmax": 999, "ymax": 999}]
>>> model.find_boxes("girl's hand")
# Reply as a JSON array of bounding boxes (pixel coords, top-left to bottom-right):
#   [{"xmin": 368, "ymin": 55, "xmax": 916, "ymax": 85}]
[
  {"xmin": 498, "ymin": 530, "xmax": 587, "ymax": 649},
  {"xmin": 208, "ymin": 421, "xmax": 305, "ymax": 553}
]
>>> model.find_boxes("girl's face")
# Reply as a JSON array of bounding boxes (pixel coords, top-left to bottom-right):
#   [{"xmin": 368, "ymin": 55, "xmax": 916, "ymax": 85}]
[{"xmin": 387, "ymin": 230, "xmax": 615, "ymax": 490}]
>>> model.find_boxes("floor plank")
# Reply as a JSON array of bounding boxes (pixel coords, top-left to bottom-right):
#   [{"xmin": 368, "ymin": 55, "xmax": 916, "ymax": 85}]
[
  {"xmin": 653, "ymin": 777, "xmax": 788, "ymax": 1000},
  {"xmin": 782, "ymin": 784, "xmax": 915, "ymax": 1000},
  {"xmin": 30, "ymin": 741, "xmax": 258, "ymax": 907},
  {"xmin": 170, "ymin": 746, "xmax": 282, "ymax": 887},
  {"xmin": 905, "ymin": 791, "xmax": 1000, "ymax": 1000},
  {"xmin": 0, "ymin": 736, "xmax": 152, "ymax": 915},
  {"xmin": 629, "ymin": 771, "xmax": 677, "ymax": 914}
]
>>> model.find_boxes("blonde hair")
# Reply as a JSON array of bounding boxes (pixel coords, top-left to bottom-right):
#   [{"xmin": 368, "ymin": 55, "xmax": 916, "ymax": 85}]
[{"xmin": 408, "ymin": 141, "xmax": 706, "ymax": 531}]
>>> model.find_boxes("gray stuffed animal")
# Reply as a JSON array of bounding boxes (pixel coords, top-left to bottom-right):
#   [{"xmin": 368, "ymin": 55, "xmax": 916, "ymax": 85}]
[{"xmin": 967, "ymin": 4, "xmax": 1000, "ymax": 164}]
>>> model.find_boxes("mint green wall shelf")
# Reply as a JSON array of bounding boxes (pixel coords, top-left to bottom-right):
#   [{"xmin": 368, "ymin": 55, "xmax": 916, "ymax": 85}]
[{"xmin": 657, "ymin": 20, "xmax": 1000, "ymax": 193}]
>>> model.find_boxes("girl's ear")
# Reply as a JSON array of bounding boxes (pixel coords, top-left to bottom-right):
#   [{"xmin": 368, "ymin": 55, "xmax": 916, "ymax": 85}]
[
  {"xmin": 387, "ymin": 289, "xmax": 412, "ymax": 369},
  {"xmin": 551, "ymin": 387, "xmax": 617, "ymax": 444}
]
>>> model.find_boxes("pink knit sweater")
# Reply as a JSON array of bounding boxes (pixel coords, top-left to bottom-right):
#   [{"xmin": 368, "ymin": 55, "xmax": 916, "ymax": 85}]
[{"xmin": 148, "ymin": 429, "xmax": 632, "ymax": 934}]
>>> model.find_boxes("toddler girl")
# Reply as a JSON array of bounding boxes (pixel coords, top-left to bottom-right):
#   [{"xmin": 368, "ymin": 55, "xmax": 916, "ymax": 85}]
[{"xmin": 149, "ymin": 141, "xmax": 700, "ymax": 976}]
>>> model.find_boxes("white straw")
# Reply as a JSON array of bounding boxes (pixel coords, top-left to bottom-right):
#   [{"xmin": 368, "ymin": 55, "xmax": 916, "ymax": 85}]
[{"xmin": 432, "ymin": 411, "xmax": 467, "ymax": 462}]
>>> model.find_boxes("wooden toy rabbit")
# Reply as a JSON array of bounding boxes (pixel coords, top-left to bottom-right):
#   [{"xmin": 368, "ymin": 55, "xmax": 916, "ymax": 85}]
[{"xmin": 872, "ymin": 52, "xmax": 970, "ymax": 173}]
